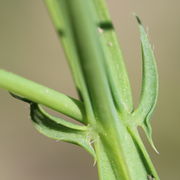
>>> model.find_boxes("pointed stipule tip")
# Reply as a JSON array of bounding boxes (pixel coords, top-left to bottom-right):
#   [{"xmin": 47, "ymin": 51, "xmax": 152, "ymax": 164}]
[
  {"xmin": 153, "ymin": 145, "xmax": 160, "ymax": 155},
  {"xmin": 132, "ymin": 13, "xmax": 142, "ymax": 25},
  {"xmin": 150, "ymin": 139, "xmax": 160, "ymax": 154},
  {"xmin": 93, "ymin": 159, "xmax": 97, "ymax": 167},
  {"xmin": 136, "ymin": 16, "xmax": 142, "ymax": 25}
]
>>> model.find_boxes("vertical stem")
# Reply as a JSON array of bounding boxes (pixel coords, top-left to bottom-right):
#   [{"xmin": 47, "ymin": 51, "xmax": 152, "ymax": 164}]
[
  {"xmin": 44, "ymin": 1, "xmax": 160, "ymax": 180},
  {"xmin": 44, "ymin": 0, "xmax": 96, "ymax": 124},
  {"xmin": 62, "ymin": 1, "xmax": 159, "ymax": 180},
  {"xmin": 92, "ymin": 0, "xmax": 133, "ymax": 113}
]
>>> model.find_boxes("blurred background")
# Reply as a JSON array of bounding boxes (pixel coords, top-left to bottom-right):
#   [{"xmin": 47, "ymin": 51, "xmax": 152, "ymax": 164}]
[{"xmin": 0, "ymin": 0, "xmax": 179, "ymax": 179}]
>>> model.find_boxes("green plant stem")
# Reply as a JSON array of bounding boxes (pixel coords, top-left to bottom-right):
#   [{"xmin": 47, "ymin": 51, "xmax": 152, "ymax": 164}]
[
  {"xmin": 45, "ymin": 0, "xmax": 95, "ymax": 124},
  {"xmin": 0, "ymin": 69, "xmax": 84, "ymax": 122},
  {"xmin": 0, "ymin": 0, "xmax": 160, "ymax": 179},
  {"xmin": 44, "ymin": 1, "xmax": 160, "ymax": 180},
  {"xmin": 92, "ymin": 0, "xmax": 133, "ymax": 113}
]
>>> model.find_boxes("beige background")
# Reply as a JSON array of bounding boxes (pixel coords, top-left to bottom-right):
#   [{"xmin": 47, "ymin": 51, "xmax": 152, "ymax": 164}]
[{"xmin": 0, "ymin": 0, "xmax": 179, "ymax": 179}]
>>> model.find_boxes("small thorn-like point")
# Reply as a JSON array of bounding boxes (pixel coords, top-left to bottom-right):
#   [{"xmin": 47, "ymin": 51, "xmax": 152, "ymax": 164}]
[
  {"xmin": 151, "ymin": 142, "xmax": 160, "ymax": 154},
  {"xmin": 148, "ymin": 135, "xmax": 160, "ymax": 154},
  {"xmin": 93, "ymin": 158, "xmax": 97, "ymax": 167}
]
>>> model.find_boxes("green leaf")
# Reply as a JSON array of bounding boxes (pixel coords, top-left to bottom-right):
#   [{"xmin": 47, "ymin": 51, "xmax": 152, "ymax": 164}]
[
  {"xmin": 10, "ymin": 93, "xmax": 95, "ymax": 157},
  {"xmin": 33, "ymin": 105, "xmax": 87, "ymax": 131},
  {"xmin": 133, "ymin": 16, "xmax": 158, "ymax": 152},
  {"xmin": 30, "ymin": 103, "xmax": 95, "ymax": 157}
]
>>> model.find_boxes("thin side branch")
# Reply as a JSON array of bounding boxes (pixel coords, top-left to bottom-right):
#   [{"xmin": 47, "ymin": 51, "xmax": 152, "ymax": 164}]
[{"xmin": 0, "ymin": 69, "xmax": 85, "ymax": 122}]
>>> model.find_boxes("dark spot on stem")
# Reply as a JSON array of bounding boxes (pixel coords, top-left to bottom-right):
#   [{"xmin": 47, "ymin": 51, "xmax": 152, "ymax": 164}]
[
  {"xmin": 98, "ymin": 21, "xmax": 114, "ymax": 31},
  {"xmin": 57, "ymin": 29, "xmax": 65, "ymax": 37}
]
